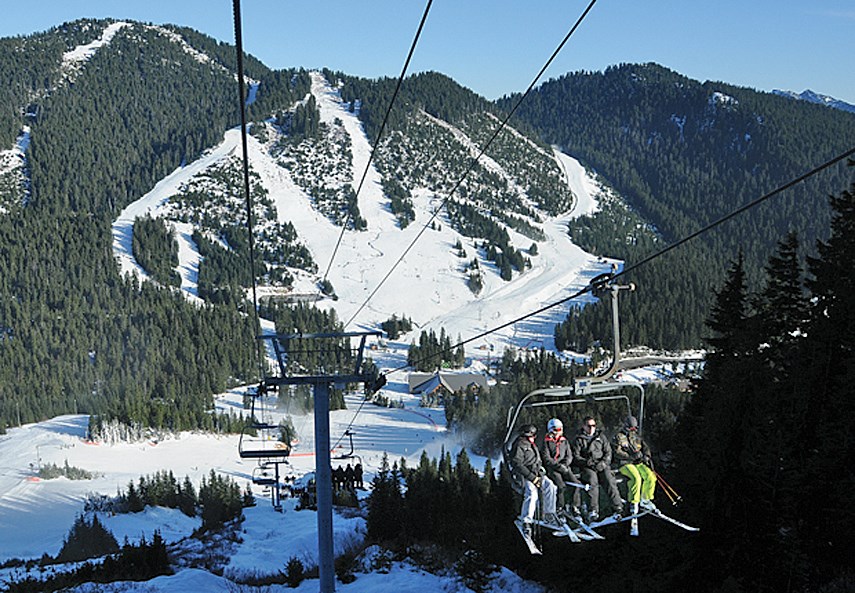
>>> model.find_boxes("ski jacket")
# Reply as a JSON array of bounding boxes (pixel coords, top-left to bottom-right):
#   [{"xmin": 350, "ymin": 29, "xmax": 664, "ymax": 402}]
[
  {"xmin": 510, "ymin": 435, "xmax": 544, "ymax": 483},
  {"xmin": 541, "ymin": 434, "xmax": 574, "ymax": 474},
  {"xmin": 572, "ymin": 429, "xmax": 613, "ymax": 471},
  {"xmin": 613, "ymin": 428, "xmax": 652, "ymax": 468}
]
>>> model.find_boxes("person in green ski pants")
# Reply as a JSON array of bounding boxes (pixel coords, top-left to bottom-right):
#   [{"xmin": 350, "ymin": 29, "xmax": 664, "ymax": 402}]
[{"xmin": 613, "ymin": 415, "xmax": 657, "ymax": 514}]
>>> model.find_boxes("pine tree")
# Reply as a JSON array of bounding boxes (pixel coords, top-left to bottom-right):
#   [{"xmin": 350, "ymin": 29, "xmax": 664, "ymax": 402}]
[
  {"xmin": 366, "ymin": 453, "xmax": 402, "ymax": 542},
  {"xmin": 796, "ymin": 175, "xmax": 855, "ymax": 582},
  {"xmin": 56, "ymin": 513, "xmax": 120, "ymax": 563}
]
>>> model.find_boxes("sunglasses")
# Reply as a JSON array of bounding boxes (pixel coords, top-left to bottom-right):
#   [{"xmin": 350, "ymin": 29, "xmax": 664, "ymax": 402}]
[{"xmin": 586, "ymin": 423, "xmax": 596, "ymax": 428}]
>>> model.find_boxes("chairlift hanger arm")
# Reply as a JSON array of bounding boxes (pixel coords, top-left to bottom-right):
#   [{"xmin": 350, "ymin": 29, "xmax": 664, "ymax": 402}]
[{"xmin": 589, "ymin": 274, "xmax": 636, "ymax": 384}]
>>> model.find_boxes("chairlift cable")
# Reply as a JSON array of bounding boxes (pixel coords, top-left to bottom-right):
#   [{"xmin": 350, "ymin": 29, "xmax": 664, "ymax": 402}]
[
  {"xmin": 344, "ymin": 0, "xmax": 601, "ymax": 329},
  {"xmin": 387, "ymin": 146, "xmax": 855, "ymax": 376},
  {"xmin": 232, "ymin": 0, "xmax": 265, "ymax": 378},
  {"xmin": 332, "ymin": 0, "xmax": 600, "ymax": 445},
  {"xmin": 318, "ymin": 0, "xmax": 434, "ymax": 300}
]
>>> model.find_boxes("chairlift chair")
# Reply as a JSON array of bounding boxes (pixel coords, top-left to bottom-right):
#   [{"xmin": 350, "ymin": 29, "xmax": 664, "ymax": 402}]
[
  {"xmin": 502, "ymin": 276, "xmax": 697, "ymax": 545},
  {"xmin": 238, "ymin": 384, "xmax": 292, "ymax": 460}
]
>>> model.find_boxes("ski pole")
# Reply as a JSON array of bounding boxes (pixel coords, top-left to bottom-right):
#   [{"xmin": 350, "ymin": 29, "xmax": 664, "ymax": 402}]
[
  {"xmin": 657, "ymin": 480, "xmax": 678, "ymax": 505},
  {"xmin": 563, "ymin": 480, "xmax": 591, "ymax": 491},
  {"xmin": 654, "ymin": 470, "xmax": 682, "ymax": 503},
  {"xmin": 655, "ymin": 471, "xmax": 681, "ymax": 500}
]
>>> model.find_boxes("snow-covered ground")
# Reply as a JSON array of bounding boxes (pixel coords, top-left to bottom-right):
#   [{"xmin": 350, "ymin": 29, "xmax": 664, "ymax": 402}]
[{"xmin": 0, "ymin": 384, "xmax": 543, "ymax": 592}]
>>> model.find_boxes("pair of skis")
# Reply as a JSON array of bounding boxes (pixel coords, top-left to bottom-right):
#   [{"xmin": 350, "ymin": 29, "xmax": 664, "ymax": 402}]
[
  {"xmin": 514, "ymin": 515, "xmax": 599, "ymax": 554},
  {"xmin": 515, "ymin": 507, "xmax": 698, "ymax": 554},
  {"xmin": 587, "ymin": 506, "xmax": 698, "ymax": 534},
  {"xmin": 513, "ymin": 518, "xmax": 583, "ymax": 554}
]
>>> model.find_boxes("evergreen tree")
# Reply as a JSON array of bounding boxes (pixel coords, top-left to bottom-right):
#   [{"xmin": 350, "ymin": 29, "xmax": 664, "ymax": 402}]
[
  {"xmin": 796, "ymin": 174, "xmax": 855, "ymax": 582},
  {"xmin": 56, "ymin": 514, "xmax": 120, "ymax": 563},
  {"xmin": 366, "ymin": 453, "xmax": 402, "ymax": 542}
]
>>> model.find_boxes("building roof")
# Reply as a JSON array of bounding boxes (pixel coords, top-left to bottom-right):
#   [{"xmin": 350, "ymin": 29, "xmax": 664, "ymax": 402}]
[{"xmin": 408, "ymin": 371, "xmax": 489, "ymax": 395}]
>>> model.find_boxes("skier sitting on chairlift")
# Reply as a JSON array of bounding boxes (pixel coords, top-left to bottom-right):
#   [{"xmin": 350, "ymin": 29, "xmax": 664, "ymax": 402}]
[
  {"xmin": 510, "ymin": 424, "xmax": 564, "ymax": 538},
  {"xmin": 613, "ymin": 415, "xmax": 657, "ymax": 515},
  {"xmin": 541, "ymin": 418, "xmax": 583, "ymax": 522},
  {"xmin": 572, "ymin": 416, "xmax": 624, "ymax": 522}
]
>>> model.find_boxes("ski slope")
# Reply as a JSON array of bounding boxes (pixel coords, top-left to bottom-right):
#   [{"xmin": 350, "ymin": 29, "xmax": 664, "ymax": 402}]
[{"xmin": 110, "ymin": 71, "xmax": 616, "ymax": 357}]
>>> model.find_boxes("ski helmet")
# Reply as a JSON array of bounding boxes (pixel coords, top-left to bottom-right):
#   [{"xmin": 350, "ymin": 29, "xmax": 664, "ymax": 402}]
[
  {"xmin": 520, "ymin": 424, "xmax": 537, "ymax": 437},
  {"xmin": 547, "ymin": 418, "xmax": 563, "ymax": 433},
  {"xmin": 625, "ymin": 415, "xmax": 638, "ymax": 429}
]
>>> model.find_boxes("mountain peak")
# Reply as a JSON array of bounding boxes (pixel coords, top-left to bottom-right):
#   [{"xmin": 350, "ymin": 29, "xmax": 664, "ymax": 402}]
[{"xmin": 772, "ymin": 89, "xmax": 855, "ymax": 114}]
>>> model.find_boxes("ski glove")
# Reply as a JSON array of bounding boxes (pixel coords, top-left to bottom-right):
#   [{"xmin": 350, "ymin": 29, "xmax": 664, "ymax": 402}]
[{"xmin": 532, "ymin": 476, "xmax": 542, "ymax": 488}]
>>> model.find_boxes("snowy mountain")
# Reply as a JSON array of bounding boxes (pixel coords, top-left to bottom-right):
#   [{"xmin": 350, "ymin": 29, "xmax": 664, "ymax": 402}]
[
  {"xmin": 0, "ymin": 20, "xmax": 624, "ymax": 591},
  {"xmin": 111, "ymin": 68, "xmax": 615, "ymax": 355},
  {"xmin": 772, "ymin": 88, "xmax": 855, "ymax": 114},
  {"xmin": 4, "ymin": 17, "xmax": 852, "ymax": 593}
]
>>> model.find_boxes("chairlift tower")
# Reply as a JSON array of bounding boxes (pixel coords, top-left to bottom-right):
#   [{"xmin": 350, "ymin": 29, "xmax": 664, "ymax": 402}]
[{"xmin": 256, "ymin": 330, "xmax": 383, "ymax": 593}]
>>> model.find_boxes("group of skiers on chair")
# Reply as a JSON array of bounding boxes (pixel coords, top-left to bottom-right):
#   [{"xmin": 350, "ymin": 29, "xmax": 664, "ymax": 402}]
[{"xmin": 510, "ymin": 414, "xmax": 657, "ymax": 538}]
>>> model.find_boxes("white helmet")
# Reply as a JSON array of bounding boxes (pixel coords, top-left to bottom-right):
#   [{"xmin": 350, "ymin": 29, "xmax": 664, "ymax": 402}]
[{"xmin": 547, "ymin": 418, "xmax": 563, "ymax": 433}]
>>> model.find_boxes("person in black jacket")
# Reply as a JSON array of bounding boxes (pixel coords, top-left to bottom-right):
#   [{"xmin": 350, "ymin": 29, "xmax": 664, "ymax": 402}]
[
  {"xmin": 510, "ymin": 423, "xmax": 562, "ymax": 535},
  {"xmin": 572, "ymin": 416, "xmax": 623, "ymax": 522},
  {"xmin": 541, "ymin": 418, "xmax": 582, "ymax": 520}
]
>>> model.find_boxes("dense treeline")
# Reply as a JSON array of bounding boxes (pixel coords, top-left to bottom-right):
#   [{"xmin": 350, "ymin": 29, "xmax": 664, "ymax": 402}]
[
  {"xmin": 0, "ymin": 21, "xmax": 262, "ymax": 432},
  {"xmin": 0, "ymin": 19, "xmax": 111, "ymax": 147},
  {"xmin": 6, "ymin": 531, "xmax": 170, "ymax": 593},
  {"xmin": 503, "ymin": 63, "xmax": 855, "ymax": 348},
  {"xmin": 28, "ymin": 23, "xmax": 240, "ymax": 215},
  {"xmin": 338, "ymin": 71, "xmax": 494, "ymax": 143},
  {"xmin": 0, "ymin": 208, "xmax": 257, "ymax": 432},
  {"xmin": 132, "ymin": 215, "xmax": 180, "ymax": 287},
  {"xmin": 248, "ymin": 68, "xmax": 312, "ymax": 122},
  {"xmin": 669, "ymin": 171, "xmax": 855, "ymax": 591},
  {"xmin": 406, "ymin": 328, "xmax": 465, "ymax": 372},
  {"xmin": 367, "ymin": 451, "xmax": 520, "ymax": 567}
]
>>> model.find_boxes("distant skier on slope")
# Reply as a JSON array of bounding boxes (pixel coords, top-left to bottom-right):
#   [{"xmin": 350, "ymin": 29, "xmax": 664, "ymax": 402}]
[
  {"xmin": 510, "ymin": 423, "xmax": 563, "ymax": 539},
  {"xmin": 613, "ymin": 415, "xmax": 657, "ymax": 515}
]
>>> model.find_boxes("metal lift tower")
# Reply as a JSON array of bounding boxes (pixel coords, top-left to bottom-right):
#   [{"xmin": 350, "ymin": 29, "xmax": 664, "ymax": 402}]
[{"xmin": 256, "ymin": 330, "xmax": 382, "ymax": 593}]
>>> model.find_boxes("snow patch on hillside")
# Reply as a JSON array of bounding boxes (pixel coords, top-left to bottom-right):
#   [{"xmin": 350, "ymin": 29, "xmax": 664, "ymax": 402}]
[
  {"xmin": 0, "ymin": 126, "xmax": 31, "ymax": 195},
  {"xmin": 553, "ymin": 149, "xmax": 601, "ymax": 219},
  {"xmin": 61, "ymin": 21, "xmax": 129, "ymax": 78}
]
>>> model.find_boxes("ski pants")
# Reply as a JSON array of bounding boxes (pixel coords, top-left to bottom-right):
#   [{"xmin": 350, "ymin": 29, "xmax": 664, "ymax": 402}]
[
  {"xmin": 546, "ymin": 468, "xmax": 582, "ymax": 510},
  {"xmin": 520, "ymin": 475, "xmax": 557, "ymax": 524},
  {"xmin": 579, "ymin": 467, "xmax": 623, "ymax": 514},
  {"xmin": 619, "ymin": 462, "xmax": 656, "ymax": 504}
]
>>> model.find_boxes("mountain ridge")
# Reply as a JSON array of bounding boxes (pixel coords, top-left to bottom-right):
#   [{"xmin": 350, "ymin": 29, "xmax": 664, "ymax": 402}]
[
  {"xmin": 772, "ymin": 88, "xmax": 855, "ymax": 114},
  {"xmin": 1, "ymin": 20, "xmax": 853, "ymax": 432}
]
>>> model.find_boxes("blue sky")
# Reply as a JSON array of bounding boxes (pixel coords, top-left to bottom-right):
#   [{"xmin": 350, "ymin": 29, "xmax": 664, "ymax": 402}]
[{"xmin": 3, "ymin": 1, "xmax": 854, "ymax": 104}]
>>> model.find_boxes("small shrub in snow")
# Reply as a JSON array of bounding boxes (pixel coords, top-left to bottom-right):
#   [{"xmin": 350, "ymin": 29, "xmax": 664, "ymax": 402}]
[{"xmin": 284, "ymin": 556, "xmax": 305, "ymax": 588}]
